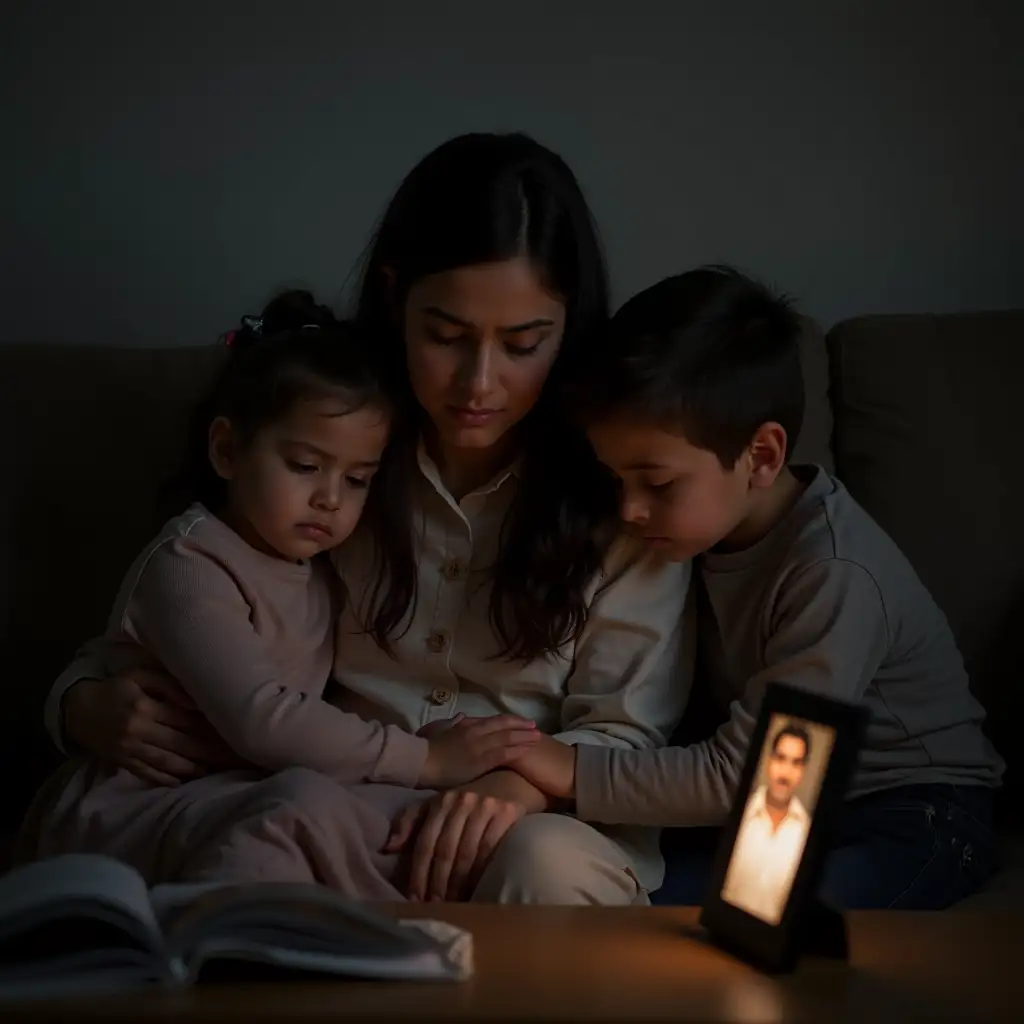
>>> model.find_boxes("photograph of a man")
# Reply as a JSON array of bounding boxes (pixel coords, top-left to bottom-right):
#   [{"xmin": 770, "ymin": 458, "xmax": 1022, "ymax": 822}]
[{"xmin": 721, "ymin": 719, "xmax": 828, "ymax": 924}]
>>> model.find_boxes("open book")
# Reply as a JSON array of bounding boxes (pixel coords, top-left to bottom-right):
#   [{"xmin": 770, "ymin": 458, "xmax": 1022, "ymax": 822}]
[{"xmin": 0, "ymin": 855, "xmax": 472, "ymax": 1000}]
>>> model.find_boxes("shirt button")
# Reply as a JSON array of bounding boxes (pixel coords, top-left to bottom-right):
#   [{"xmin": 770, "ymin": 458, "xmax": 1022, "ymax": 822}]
[
  {"xmin": 429, "ymin": 688, "xmax": 451, "ymax": 705},
  {"xmin": 441, "ymin": 559, "xmax": 465, "ymax": 582},
  {"xmin": 425, "ymin": 629, "xmax": 449, "ymax": 653}
]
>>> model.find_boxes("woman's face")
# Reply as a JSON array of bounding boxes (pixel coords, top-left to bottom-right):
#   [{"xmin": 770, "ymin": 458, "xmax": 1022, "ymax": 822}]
[{"xmin": 402, "ymin": 257, "xmax": 566, "ymax": 453}]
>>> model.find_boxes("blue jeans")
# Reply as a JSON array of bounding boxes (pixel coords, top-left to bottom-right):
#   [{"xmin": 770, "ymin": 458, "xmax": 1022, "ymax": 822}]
[{"xmin": 653, "ymin": 783, "xmax": 998, "ymax": 909}]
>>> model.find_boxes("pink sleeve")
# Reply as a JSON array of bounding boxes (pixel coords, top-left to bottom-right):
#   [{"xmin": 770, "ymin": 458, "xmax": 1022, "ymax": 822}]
[{"xmin": 121, "ymin": 540, "xmax": 428, "ymax": 787}]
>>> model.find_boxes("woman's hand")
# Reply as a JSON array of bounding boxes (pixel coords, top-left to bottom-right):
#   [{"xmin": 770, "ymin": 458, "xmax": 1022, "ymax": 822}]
[
  {"xmin": 63, "ymin": 670, "xmax": 240, "ymax": 786},
  {"xmin": 383, "ymin": 770, "xmax": 548, "ymax": 901}
]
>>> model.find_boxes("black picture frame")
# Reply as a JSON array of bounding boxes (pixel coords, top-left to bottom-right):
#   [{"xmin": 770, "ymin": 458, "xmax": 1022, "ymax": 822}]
[{"xmin": 698, "ymin": 682, "xmax": 869, "ymax": 973}]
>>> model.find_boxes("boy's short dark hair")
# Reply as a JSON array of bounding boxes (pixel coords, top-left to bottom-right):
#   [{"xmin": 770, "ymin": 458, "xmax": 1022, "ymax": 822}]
[{"xmin": 572, "ymin": 266, "xmax": 805, "ymax": 467}]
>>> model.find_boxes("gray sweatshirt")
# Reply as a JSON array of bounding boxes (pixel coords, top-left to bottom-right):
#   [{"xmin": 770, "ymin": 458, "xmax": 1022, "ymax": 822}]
[{"xmin": 575, "ymin": 465, "xmax": 1004, "ymax": 827}]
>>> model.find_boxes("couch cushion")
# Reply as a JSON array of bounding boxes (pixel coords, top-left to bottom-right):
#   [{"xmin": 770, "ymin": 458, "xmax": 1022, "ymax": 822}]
[
  {"xmin": 0, "ymin": 343, "xmax": 225, "ymax": 828},
  {"xmin": 792, "ymin": 318, "xmax": 833, "ymax": 472},
  {"xmin": 827, "ymin": 311, "xmax": 1024, "ymax": 811}
]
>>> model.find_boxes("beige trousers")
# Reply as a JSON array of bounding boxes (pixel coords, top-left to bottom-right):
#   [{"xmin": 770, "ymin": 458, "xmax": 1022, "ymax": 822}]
[
  {"xmin": 209, "ymin": 774, "xmax": 650, "ymax": 905},
  {"xmin": 471, "ymin": 811, "xmax": 648, "ymax": 905}
]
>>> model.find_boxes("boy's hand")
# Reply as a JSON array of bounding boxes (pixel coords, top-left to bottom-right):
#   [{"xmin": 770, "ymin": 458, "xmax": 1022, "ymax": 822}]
[
  {"xmin": 512, "ymin": 734, "xmax": 578, "ymax": 801},
  {"xmin": 418, "ymin": 714, "xmax": 540, "ymax": 789}
]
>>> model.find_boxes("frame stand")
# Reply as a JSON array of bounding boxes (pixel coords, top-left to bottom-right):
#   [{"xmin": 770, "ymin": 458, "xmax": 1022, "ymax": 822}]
[{"xmin": 799, "ymin": 897, "xmax": 848, "ymax": 961}]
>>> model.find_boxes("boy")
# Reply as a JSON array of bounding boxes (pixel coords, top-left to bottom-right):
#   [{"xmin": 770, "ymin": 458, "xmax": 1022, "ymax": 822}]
[{"xmin": 515, "ymin": 266, "xmax": 1004, "ymax": 909}]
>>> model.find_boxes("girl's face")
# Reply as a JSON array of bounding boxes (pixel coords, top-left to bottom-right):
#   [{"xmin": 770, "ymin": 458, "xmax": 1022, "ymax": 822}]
[
  {"xmin": 402, "ymin": 257, "xmax": 566, "ymax": 455},
  {"xmin": 209, "ymin": 396, "xmax": 390, "ymax": 561}
]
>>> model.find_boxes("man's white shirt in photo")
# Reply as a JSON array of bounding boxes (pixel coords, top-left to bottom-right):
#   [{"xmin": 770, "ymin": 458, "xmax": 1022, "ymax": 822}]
[{"xmin": 721, "ymin": 784, "xmax": 810, "ymax": 924}]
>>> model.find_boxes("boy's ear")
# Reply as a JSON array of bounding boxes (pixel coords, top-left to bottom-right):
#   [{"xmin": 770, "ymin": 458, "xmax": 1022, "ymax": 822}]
[
  {"xmin": 208, "ymin": 417, "xmax": 238, "ymax": 481},
  {"xmin": 747, "ymin": 421, "xmax": 788, "ymax": 488}
]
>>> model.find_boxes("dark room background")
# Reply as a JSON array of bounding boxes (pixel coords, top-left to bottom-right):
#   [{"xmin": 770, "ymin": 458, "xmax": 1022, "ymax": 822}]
[{"xmin": 2, "ymin": 0, "xmax": 1021, "ymax": 346}]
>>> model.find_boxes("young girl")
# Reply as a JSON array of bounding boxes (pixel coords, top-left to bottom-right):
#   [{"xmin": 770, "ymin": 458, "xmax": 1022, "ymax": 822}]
[{"xmin": 20, "ymin": 290, "xmax": 538, "ymax": 883}]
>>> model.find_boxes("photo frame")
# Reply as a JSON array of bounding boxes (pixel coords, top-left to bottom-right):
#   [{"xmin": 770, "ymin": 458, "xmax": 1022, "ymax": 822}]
[{"xmin": 699, "ymin": 682, "xmax": 869, "ymax": 973}]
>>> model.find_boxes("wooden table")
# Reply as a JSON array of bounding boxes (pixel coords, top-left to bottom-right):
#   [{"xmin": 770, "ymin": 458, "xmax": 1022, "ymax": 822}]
[{"xmin": 6, "ymin": 905, "xmax": 1021, "ymax": 1022}]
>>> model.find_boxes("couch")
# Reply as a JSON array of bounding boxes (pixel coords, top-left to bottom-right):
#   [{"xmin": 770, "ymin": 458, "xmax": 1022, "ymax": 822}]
[{"xmin": 1, "ymin": 310, "xmax": 1021, "ymax": 906}]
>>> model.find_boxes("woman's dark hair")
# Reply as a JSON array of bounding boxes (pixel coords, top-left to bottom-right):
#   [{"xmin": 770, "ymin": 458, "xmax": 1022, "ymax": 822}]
[
  {"xmin": 171, "ymin": 292, "xmax": 398, "ymax": 598},
  {"xmin": 353, "ymin": 132, "xmax": 614, "ymax": 660}
]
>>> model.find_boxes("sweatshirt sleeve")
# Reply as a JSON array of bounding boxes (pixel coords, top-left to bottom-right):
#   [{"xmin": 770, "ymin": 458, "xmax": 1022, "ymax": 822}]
[
  {"xmin": 553, "ymin": 540, "xmax": 693, "ymax": 752},
  {"xmin": 119, "ymin": 538, "xmax": 428, "ymax": 786},
  {"xmin": 43, "ymin": 637, "xmax": 117, "ymax": 754},
  {"xmin": 574, "ymin": 558, "xmax": 888, "ymax": 826}
]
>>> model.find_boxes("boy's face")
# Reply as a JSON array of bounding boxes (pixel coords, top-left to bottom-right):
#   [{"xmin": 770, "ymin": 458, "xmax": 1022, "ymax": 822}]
[{"xmin": 586, "ymin": 418, "xmax": 754, "ymax": 561}]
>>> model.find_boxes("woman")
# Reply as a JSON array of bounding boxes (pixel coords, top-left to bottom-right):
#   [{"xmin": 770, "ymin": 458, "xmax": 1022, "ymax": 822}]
[{"xmin": 44, "ymin": 133, "xmax": 691, "ymax": 904}]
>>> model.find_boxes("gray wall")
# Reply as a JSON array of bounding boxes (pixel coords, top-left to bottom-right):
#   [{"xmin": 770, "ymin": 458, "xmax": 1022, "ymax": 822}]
[{"xmin": 2, "ymin": 1, "xmax": 1021, "ymax": 346}]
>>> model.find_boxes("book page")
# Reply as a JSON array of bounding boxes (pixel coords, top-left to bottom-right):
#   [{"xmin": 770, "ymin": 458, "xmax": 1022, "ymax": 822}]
[
  {"xmin": 164, "ymin": 882, "xmax": 433, "ymax": 956},
  {"xmin": 185, "ymin": 936, "xmax": 471, "ymax": 982},
  {"xmin": 161, "ymin": 882, "xmax": 474, "ymax": 981},
  {"xmin": 151, "ymin": 879, "xmax": 227, "ymax": 921},
  {"xmin": 0, "ymin": 855, "xmax": 162, "ymax": 951},
  {"xmin": 0, "ymin": 948, "xmax": 161, "ymax": 1002}
]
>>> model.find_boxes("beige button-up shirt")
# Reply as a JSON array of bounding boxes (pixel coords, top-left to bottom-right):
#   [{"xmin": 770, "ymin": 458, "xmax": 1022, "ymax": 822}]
[
  {"xmin": 720, "ymin": 785, "xmax": 810, "ymax": 924},
  {"xmin": 331, "ymin": 447, "xmax": 693, "ymax": 891}
]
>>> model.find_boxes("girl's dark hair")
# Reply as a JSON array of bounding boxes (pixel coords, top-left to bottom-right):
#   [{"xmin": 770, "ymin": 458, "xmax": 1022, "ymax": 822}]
[
  {"xmin": 171, "ymin": 292, "xmax": 402, "ymax": 641},
  {"xmin": 354, "ymin": 132, "xmax": 614, "ymax": 661}
]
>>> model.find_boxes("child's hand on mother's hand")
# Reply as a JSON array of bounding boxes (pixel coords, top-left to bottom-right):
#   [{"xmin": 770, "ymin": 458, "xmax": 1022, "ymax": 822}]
[{"xmin": 417, "ymin": 714, "xmax": 539, "ymax": 790}]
